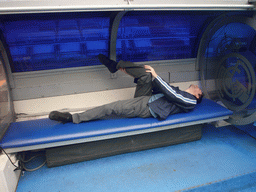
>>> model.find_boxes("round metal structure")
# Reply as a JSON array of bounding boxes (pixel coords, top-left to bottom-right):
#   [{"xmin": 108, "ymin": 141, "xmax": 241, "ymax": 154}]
[{"xmin": 197, "ymin": 13, "xmax": 256, "ymax": 125}]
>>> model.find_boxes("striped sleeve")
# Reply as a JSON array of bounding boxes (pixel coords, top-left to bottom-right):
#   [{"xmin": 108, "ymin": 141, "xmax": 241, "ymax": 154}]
[{"xmin": 153, "ymin": 76, "xmax": 197, "ymax": 109}]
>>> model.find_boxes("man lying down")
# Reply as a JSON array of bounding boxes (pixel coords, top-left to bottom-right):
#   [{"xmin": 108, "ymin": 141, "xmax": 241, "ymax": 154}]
[{"xmin": 49, "ymin": 55, "xmax": 203, "ymax": 124}]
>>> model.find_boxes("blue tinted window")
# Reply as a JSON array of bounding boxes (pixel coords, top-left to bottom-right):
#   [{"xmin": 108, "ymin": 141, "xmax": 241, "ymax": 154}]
[
  {"xmin": 116, "ymin": 11, "xmax": 221, "ymax": 62},
  {"xmin": 206, "ymin": 23, "xmax": 256, "ymax": 58},
  {"xmin": 0, "ymin": 13, "xmax": 111, "ymax": 72},
  {"xmin": 0, "ymin": 11, "xmax": 253, "ymax": 72},
  {"xmin": 206, "ymin": 22, "xmax": 256, "ymax": 111}
]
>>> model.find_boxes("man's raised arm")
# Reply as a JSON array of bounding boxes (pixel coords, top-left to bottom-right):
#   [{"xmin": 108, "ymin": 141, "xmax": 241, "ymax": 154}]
[{"xmin": 144, "ymin": 65, "xmax": 197, "ymax": 110}]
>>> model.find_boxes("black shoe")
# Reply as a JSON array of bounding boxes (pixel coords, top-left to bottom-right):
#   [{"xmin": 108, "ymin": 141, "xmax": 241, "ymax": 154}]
[
  {"xmin": 49, "ymin": 111, "xmax": 73, "ymax": 123},
  {"xmin": 98, "ymin": 54, "xmax": 118, "ymax": 73}
]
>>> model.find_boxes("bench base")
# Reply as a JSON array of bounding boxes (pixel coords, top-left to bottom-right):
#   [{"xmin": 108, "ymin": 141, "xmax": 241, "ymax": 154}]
[{"xmin": 46, "ymin": 124, "xmax": 202, "ymax": 167}]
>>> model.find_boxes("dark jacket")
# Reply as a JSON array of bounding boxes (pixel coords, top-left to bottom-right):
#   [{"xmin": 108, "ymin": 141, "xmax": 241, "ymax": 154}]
[{"xmin": 148, "ymin": 76, "xmax": 197, "ymax": 120}]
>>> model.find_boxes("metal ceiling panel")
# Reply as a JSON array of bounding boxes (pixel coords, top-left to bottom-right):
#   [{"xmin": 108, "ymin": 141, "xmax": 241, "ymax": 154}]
[{"xmin": 0, "ymin": 0, "xmax": 254, "ymax": 14}]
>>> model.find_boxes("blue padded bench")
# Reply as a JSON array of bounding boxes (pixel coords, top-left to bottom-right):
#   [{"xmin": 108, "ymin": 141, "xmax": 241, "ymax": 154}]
[{"xmin": 0, "ymin": 99, "xmax": 233, "ymax": 154}]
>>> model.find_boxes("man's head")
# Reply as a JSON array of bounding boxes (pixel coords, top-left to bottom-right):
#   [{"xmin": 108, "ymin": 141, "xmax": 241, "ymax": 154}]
[{"xmin": 186, "ymin": 84, "xmax": 203, "ymax": 104}]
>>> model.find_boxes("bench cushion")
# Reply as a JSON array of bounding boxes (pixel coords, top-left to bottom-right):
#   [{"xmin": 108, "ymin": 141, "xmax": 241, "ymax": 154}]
[{"xmin": 0, "ymin": 99, "xmax": 233, "ymax": 153}]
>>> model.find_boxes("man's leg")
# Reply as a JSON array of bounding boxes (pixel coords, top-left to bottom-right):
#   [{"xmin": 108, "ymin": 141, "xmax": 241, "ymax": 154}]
[
  {"xmin": 72, "ymin": 96, "xmax": 151, "ymax": 124},
  {"xmin": 98, "ymin": 55, "xmax": 153, "ymax": 97},
  {"xmin": 117, "ymin": 60, "xmax": 153, "ymax": 98},
  {"xmin": 116, "ymin": 60, "xmax": 146, "ymax": 79}
]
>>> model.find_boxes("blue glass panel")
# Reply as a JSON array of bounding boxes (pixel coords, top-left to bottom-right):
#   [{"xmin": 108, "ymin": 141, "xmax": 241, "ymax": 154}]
[
  {"xmin": 206, "ymin": 23, "xmax": 256, "ymax": 111},
  {"xmin": 116, "ymin": 11, "xmax": 222, "ymax": 62},
  {"xmin": 0, "ymin": 13, "xmax": 111, "ymax": 72},
  {"xmin": 0, "ymin": 11, "xmax": 254, "ymax": 72},
  {"xmin": 206, "ymin": 23, "xmax": 256, "ymax": 58}
]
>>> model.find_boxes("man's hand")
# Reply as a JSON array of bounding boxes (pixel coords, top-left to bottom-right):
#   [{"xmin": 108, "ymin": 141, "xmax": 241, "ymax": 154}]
[
  {"xmin": 119, "ymin": 67, "xmax": 127, "ymax": 74},
  {"xmin": 144, "ymin": 65, "xmax": 157, "ymax": 78}
]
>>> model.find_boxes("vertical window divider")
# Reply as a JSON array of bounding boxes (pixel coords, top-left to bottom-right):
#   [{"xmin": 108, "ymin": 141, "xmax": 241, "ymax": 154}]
[{"xmin": 110, "ymin": 11, "xmax": 128, "ymax": 61}]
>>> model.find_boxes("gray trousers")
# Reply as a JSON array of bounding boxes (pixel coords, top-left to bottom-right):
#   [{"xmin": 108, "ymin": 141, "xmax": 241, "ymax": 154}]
[{"xmin": 72, "ymin": 61, "xmax": 153, "ymax": 124}]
